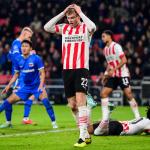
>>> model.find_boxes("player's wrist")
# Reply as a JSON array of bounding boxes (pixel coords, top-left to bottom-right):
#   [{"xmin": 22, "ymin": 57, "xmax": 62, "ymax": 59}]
[{"xmin": 79, "ymin": 11, "xmax": 84, "ymax": 17}]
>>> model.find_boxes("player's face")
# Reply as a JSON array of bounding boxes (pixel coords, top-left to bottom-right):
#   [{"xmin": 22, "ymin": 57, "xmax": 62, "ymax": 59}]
[
  {"xmin": 102, "ymin": 33, "xmax": 109, "ymax": 44},
  {"xmin": 21, "ymin": 43, "xmax": 31, "ymax": 56},
  {"xmin": 66, "ymin": 13, "xmax": 80, "ymax": 27},
  {"xmin": 23, "ymin": 30, "xmax": 32, "ymax": 40}
]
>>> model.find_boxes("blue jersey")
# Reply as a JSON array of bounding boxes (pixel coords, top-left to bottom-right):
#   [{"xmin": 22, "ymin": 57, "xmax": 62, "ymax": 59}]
[
  {"xmin": 8, "ymin": 39, "xmax": 22, "ymax": 75},
  {"xmin": 14, "ymin": 54, "xmax": 44, "ymax": 87}
]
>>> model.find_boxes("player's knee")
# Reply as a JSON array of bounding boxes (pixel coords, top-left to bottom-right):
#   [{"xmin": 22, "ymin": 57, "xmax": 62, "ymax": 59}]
[
  {"xmin": 68, "ymin": 101, "xmax": 77, "ymax": 111},
  {"xmin": 25, "ymin": 99, "xmax": 33, "ymax": 106},
  {"xmin": 100, "ymin": 91, "xmax": 108, "ymax": 98},
  {"xmin": 76, "ymin": 93, "xmax": 86, "ymax": 106},
  {"xmin": 125, "ymin": 91, "xmax": 133, "ymax": 100}
]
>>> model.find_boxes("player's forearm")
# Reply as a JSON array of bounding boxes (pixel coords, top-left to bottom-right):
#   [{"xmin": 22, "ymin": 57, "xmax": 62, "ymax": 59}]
[
  {"xmin": 79, "ymin": 12, "xmax": 96, "ymax": 33},
  {"xmin": 8, "ymin": 73, "xmax": 19, "ymax": 87},
  {"xmin": 44, "ymin": 12, "xmax": 64, "ymax": 33},
  {"xmin": 39, "ymin": 70, "xmax": 45, "ymax": 87}
]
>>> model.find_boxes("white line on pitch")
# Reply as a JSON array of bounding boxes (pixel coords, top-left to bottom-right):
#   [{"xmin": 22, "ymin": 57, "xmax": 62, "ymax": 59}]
[{"xmin": 0, "ymin": 128, "xmax": 77, "ymax": 138}]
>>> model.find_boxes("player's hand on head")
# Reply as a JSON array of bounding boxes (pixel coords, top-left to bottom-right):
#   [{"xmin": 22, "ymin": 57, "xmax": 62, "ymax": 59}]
[
  {"xmin": 63, "ymin": 5, "xmax": 74, "ymax": 14},
  {"xmin": 72, "ymin": 4, "xmax": 81, "ymax": 14}
]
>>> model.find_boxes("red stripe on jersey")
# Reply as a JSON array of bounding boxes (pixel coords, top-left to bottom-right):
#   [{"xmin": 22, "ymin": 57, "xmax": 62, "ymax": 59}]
[
  {"xmin": 112, "ymin": 44, "xmax": 116, "ymax": 54},
  {"xmin": 62, "ymin": 44, "xmax": 66, "ymax": 64},
  {"xmin": 73, "ymin": 43, "xmax": 79, "ymax": 69},
  {"xmin": 109, "ymin": 61, "xmax": 116, "ymax": 76},
  {"xmin": 83, "ymin": 24, "xmax": 86, "ymax": 33},
  {"xmin": 75, "ymin": 25, "xmax": 80, "ymax": 34},
  {"xmin": 55, "ymin": 25, "xmax": 59, "ymax": 33},
  {"xmin": 63, "ymin": 24, "xmax": 69, "ymax": 34},
  {"xmin": 80, "ymin": 42, "xmax": 85, "ymax": 68},
  {"xmin": 116, "ymin": 60, "xmax": 121, "ymax": 77},
  {"xmin": 66, "ymin": 43, "xmax": 71, "ymax": 69},
  {"xmin": 68, "ymin": 26, "xmax": 73, "ymax": 34}
]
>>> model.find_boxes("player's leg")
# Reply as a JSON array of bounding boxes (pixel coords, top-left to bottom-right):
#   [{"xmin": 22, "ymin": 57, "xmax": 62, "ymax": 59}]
[
  {"xmin": 67, "ymin": 96, "xmax": 78, "ymax": 123},
  {"xmin": 74, "ymin": 69, "xmax": 91, "ymax": 147},
  {"xmin": 38, "ymin": 89, "xmax": 58, "ymax": 128},
  {"xmin": 0, "ymin": 93, "xmax": 20, "ymax": 128},
  {"xmin": 121, "ymin": 77, "xmax": 140, "ymax": 119},
  {"xmin": 22, "ymin": 99, "xmax": 34, "ymax": 124},
  {"xmin": 94, "ymin": 87, "xmax": 113, "ymax": 135}
]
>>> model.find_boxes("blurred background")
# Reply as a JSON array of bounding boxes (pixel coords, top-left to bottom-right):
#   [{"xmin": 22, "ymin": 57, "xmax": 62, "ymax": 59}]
[{"xmin": 0, "ymin": 0, "xmax": 150, "ymax": 105}]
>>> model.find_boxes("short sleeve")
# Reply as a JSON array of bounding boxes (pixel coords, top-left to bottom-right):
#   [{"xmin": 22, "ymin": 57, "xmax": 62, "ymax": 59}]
[
  {"xmin": 12, "ymin": 41, "xmax": 21, "ymax": 54},
  {"xmin": 35, "ymin": 56, "xmax": 44, "ymax": 70},
  {"xmin": 114, "ymin": 44, "xmax": 125, "ymax": 58}
]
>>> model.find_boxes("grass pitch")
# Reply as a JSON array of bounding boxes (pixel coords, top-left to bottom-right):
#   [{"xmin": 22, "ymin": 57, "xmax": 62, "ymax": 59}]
[{"xmin": 0, "ymin": 105, "xmax": 149, "ymax": 150}]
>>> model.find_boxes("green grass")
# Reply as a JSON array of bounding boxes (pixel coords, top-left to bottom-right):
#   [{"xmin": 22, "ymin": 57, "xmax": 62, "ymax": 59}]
[{"xmin": 0, "ymin": 105, "xmax": 149, "ymax": 150}]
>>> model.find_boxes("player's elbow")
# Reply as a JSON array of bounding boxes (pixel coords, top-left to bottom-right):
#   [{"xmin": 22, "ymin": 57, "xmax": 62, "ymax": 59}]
[
  {"xmin": 92, "ymin": 23, "xmax": 96, "ymax": 32},
  {"xmin": 44, "ymin": 24, "xmax": 50, "ymax": 32},
  {"xmin": 89, "ymin": 23, "xmax": 96, "ymax": 33}
]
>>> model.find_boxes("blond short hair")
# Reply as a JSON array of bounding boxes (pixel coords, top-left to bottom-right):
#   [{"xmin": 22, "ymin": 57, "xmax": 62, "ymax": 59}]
[
  {"xmin": 22, "ymin": 27, "xmax": 33, "ymax": 34},
  {"xmin": 65, "ymin": 8, "xmax": 78, "ymax": 16}
]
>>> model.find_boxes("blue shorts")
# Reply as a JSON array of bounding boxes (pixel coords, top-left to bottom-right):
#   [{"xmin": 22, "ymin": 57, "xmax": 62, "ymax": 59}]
[{"xmin": 15, "ymin": 84, "xmax": 41, "ymax": 101}]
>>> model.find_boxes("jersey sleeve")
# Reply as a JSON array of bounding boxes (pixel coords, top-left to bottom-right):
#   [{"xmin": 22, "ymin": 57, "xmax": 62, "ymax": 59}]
[
  {"xmin": 11, "ymin": 41, "xmax": 21, "ymax": 54},
  {"xmin": 114, "ymin": 44, "xmax": 125, "ymax": 59},
  {"xmin": 14, "ymin": 61, "xmax": 20, "ymax": 73},
  {"xmin": 35, "ymin": 56, "xmax": 44, "ymax": 70},
  {"xmin": 54, "ymin": 24, "xmax": 65, "ymax": 34}
]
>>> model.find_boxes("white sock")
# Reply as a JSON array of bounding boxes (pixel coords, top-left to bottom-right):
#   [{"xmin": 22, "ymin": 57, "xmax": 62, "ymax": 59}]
[
  {"xmin": 78, "ymin": 106, "xmax": 88, "ymax": 141},
  {"xmin": 23, "ymin": 117, "xmax": 29, "ymax": 121},
  {"xmin": 52, "ymin": 121, "xmax": 56, "ymax": 125},
  {"xmin": 128, "ymin": 98, "xmax": 140, "ymax": 119},
  {"xmin": 6, "ymin": 121, "xmax": 11, "ymax": 124},
  {"xmin": 101, "ymin": 98, "xmax": 109, "ymax": 121}
]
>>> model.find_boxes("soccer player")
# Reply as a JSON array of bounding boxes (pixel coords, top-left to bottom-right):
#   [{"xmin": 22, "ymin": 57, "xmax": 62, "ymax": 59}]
[
  {"xmin": 0, "ymin": 39, "xmax": 58, "ymax": 129},
  {"xmin": 94, "ymin": 30, "xmax": 141, "ymax": 135},
  {"xmin": 1, "ymin": 27, "xmax": 34, "ymax": 128},
  {"xmin": 88, "ymin": 107, "xmax": 150, "ymax": 136},
  {"xmin": 44, "ymin": 4, "xmax": 96, "ymax": 147}
]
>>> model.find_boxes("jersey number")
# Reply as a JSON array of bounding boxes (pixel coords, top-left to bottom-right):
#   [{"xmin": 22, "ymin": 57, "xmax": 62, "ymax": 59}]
[
  {"xmin": 81, "ymin": 78, "xmax": 88, "ymax": 89},
  {"xmin": 122, "ymin": 77, "xmax": 129, "ymax": 86}
]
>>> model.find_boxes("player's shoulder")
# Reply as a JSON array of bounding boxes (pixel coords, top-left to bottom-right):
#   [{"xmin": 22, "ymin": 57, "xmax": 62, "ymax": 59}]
[
  {"xmin": 114, "ymin": 42, "xmax": 122, "ymax": 49},
  {"xmin": 12, "ymin": 39, "xmax": 21, "ymax": 46}
]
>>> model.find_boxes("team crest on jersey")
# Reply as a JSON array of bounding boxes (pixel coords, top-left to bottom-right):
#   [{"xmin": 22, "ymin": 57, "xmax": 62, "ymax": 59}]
[{"xmin": 29, "ymin": 63, "xmax": 34, "ymax": 67}]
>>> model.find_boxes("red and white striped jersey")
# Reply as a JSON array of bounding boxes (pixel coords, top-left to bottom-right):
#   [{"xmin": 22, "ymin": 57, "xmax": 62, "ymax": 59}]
[
  {"xmin": 54, "ymin": 23, "xmax": 91, "ymax": 70},
  {"xmin": 103, "ymin": 41, "xmax": 129, "ymax": 77}
]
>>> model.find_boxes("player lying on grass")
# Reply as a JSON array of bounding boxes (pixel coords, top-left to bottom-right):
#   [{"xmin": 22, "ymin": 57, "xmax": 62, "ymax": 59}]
[
  {"xmin": 88, "ymin": 107, "xmax": 150, "ymax": 136},
  {"xmin": 0, "ymin": 39, "xmax": 58, "ymax": 129}
]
